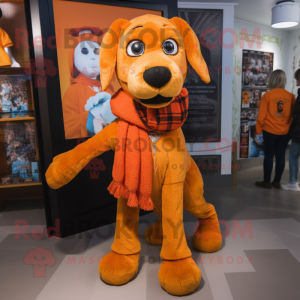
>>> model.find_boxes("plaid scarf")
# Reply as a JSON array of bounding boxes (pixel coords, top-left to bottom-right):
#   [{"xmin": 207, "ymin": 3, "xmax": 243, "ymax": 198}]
[
  {"xmin": 108, "ymin": 88, "xmax": 188, "ymax": 211},
  {"xmin": 134, "ymin": 90, "xmax": 188, "ymax": 133}
]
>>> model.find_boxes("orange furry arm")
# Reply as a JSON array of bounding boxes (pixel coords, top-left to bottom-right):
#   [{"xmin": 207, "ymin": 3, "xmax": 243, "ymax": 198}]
[{"xmin": 45, "ymin": 120, "xmax": 118, "ymax": 189}]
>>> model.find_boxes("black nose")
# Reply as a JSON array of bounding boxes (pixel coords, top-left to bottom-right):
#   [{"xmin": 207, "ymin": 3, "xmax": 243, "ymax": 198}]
[{"xmin": 143, "ymin": 66, "xmax": 171, "ymax": 88}]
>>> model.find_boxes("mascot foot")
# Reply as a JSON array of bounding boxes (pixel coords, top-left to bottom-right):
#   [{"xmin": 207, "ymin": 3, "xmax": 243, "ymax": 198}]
[
  {"xmin": 192, "ymin": 220, "xmax": 222, "ymax": 253},
  {"xmin": 158, "ymin": 258, "xmax": 201, "ymax": 296},
  {"xmin": 99, "ymin": 251, "xmax": 140, "ymax": 285},
  {"xmin": 145, "ymin": 219, "xmax": 163, "ymax": 245}
]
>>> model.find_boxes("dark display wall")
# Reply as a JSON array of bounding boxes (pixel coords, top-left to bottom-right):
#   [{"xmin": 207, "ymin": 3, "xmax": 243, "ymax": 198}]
[
  {"xmin": 25, "ymin": 0, "xmax": 177, "ymax": 238},
  {"xmin": 179, "ymin": 8, "xmax": 223, "ymax": 143}
]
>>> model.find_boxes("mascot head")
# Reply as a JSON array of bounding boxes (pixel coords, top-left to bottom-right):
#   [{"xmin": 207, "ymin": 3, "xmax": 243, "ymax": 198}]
[
  {"xmin": 68, "ymin": 27, "xmax": 102, "ymax": 82},
  {"xmin": 100, "ymin": 14, "xmax": 210, "ymax": 109}
]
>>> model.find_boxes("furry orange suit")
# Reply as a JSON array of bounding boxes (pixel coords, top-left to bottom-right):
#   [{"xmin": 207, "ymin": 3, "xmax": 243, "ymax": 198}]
[{"xmin": 46, "ymin": 14, "xmax": 222, "ymax": 296}]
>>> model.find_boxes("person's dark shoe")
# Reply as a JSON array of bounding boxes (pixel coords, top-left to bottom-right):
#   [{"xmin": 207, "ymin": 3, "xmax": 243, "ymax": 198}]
[
  {"xmin": 272, "ymin": 181, "xmax": 281, "ymax": 189},
  {"xmin": 255, "ymin": 181, "xmax": 272, "ymax": 189}
]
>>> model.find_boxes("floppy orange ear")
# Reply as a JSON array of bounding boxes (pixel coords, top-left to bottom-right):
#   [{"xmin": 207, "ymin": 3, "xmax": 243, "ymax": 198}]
[
  {"xmin": 170, "ymin": 17, "xmax": 210, "ymax": 83},
  {"xmin": 100, "ymin": 19, "xmax": 131, "ymax": 91}
]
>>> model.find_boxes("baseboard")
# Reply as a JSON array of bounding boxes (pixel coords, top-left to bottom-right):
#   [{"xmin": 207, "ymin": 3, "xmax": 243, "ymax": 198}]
[
  {"xmin": 237, "ymin": 157, "xmax": 264, "ymax": 172},
  {"xmin": 202, "ymin": 174, "xmax": 233, "ymax": 188},
  {"xmin": 237, "ymin": 147, "xmax": 291, "ymax": 172}
]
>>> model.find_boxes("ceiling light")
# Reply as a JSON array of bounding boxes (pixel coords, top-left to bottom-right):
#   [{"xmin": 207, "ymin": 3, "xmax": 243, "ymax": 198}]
[{"xmin": 272, "ymin": 1, "xmax": 300, "ymax": 28}]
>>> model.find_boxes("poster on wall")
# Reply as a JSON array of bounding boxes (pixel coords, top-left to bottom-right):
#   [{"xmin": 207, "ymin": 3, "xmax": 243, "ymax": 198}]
[
  {"xmin": 239, "ymin": 90, "xmax": 268, "ymax": 158},
  {"xmin": 240, "ymin": 49, "xmax": 273, "ymax": 158},
  {"xmin": 242, "ymin": 50, "xmax": 274, "ymax": 89},
  {"xmin": 52, "ymin": 1, "xmax": 162, "ymax": 140},
  {"xmin": 240, "ymin": 120, "xmax": 249, "ymax": 158},
  {"xmin": 249, "ymin": 121, "xmax": 264, "ymax": 158},
  {"xmin": 240, "ymin": 88, "xmax": 270, "ymax": 158},
  {"xmin": 178, "ymin": 9, "xmax": 223, "ymax": 142}
]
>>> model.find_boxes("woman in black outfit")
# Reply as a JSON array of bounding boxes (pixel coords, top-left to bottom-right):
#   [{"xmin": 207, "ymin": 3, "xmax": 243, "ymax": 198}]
[{"xmin": 281, "ymin": 69, "xmax": 300, "ymax": 191}]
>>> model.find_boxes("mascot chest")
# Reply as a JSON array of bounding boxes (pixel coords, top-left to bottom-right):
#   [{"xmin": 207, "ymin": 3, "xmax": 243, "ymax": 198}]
[{"xmin": 149, "ymin": 128, "xmax": 191, "ymax": 185}]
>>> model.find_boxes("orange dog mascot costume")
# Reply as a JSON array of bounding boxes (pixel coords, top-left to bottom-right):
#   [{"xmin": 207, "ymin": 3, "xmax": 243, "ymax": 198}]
[{"xmin": 46, "ymin": 15, "xmax": 222, "ymax": 296}]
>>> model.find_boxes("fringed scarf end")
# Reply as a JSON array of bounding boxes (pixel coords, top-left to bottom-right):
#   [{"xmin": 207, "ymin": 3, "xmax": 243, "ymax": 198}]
[
  {"xmin": 139, "ymin": 196, "xmax": 154, "ymax": 211},
  {"xmin": 127, "ymin": 192, "xmax": 139, "ymax": 207},
  {"xmin": 108, "ymin": 181, "xmax": 126, "ymax": 199},
  {"xmin": 108, "ymin": 182, "xmax": 154, "ymax": 211}
]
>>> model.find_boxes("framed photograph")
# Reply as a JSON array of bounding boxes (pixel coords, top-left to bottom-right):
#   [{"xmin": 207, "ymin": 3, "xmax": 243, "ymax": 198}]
[
  {"xmin": 2, "ymin": 121, "xmax": 39, "ymax": 182},
  {"xmin": 0, "ymin": 74, "xmax": 33, "ymax": 118},
  {"xmin": 242, "ymin": 50, "xmax": 274, "ymax": 88},
  {"xmin": 179, "ymin": 8, "xmax": 223, "ymax": 142}
]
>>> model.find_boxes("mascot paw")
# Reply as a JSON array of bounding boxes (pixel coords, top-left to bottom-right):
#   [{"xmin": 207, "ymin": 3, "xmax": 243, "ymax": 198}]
[
  {"xmin": 158, "ymin": 258, "xmax": 201, "ymax": 296},
  {"xmin": 145, "ymin": 219, "xmax": 163, "ymax": 245},
  {"xmin": 45, "ymin": 152, "xmax": 70, "ymax": 189},
  {"xmin": 99, "ymin": 251, "xmax": 140, "ymax": 285},
  {"xmin": 192, "ymin": 222, "xmax": 222, "ymax": 253}
]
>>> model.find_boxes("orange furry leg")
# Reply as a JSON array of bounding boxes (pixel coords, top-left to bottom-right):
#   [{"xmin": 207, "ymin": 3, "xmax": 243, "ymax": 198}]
[
  {"xmin": 99, "ymin": 197, "xmax": 141, "ymax": 285},
  {"xmin": 191, "ymin": 204, "xmax": 222, "ymax": 253},
  {"xmin": 158, "ymin": 258, "xmax": 201, "ymax": 296},
  {"xmin": 99, "ymin": 251, "xmax": 140, "ymax": 285},
  {"xmin": 184, "ymin": 157, "xmax": 222, "ymax": 253},
  {"xmin": 159, "ymin": 182, "xmax": 200, "ymax": 296},
  {"xmin": 145, "ymin": 218, "xmax": 163, "ymax": 245}
]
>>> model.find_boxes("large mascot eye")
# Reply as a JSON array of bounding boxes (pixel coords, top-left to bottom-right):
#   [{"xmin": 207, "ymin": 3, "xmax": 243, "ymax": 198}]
[
  {"xmin": 163, "ymin": 39, "xmax": 178, "ymax": 55},
  {"xmin": 94, "ymin": 48, "xmax": 100, "ymax": 55},
  {"xmin": 81, "ymin": 47, "xmax": 89, "ymax": 55},
  {"xmin": 127, "ymin": 40, "xmax": 144, "ymax": 57}
]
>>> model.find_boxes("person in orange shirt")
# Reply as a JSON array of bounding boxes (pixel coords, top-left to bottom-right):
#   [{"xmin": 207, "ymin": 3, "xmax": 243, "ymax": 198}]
[
  {"xmin": 0, "ymin": 8, "xmax": 20, "ymax": 67},
  {"xmin": 62, "ymin": 27, "xmax": 116, "ymax": 139},
  {"xmin": 255, "ymin": 70, "xmax": 296, "ymax": 189}
]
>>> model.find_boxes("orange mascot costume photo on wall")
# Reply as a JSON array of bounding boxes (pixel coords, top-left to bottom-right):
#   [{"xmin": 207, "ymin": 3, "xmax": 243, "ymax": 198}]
[
  {"xmin": 62, "ymin": 27, "xmax": 116, "ymax": 139},
  {"xmin": 0, "ymin": 8, "xmax": 20, "ymax": 68},
  {"xmin": 46, "ymin": 14, "xmax": 222, "ymax": 296}
]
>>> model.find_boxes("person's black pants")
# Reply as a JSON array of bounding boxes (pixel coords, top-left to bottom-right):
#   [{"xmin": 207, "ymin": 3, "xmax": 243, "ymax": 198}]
[{"xmin": 263, "ymin": 130, "xmax": 289, "ymax": 182}]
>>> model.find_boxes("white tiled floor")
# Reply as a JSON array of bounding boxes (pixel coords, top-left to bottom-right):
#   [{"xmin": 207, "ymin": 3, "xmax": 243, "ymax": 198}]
[{"xmin": 1, "ymin": 165, "xmax": 300, "ymax": 300}]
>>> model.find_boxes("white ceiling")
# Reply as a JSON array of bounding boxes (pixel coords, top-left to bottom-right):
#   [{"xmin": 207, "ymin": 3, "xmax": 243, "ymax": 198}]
[{"xmin": 180, "ymin": 0, "xmax": 300, "ymax": 31}]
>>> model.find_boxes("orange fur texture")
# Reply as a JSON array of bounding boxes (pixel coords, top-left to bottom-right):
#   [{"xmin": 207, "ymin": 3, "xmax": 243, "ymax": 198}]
[{"xmin": 46, "ymin": 14, "xmax": 221, "ymax": 296}]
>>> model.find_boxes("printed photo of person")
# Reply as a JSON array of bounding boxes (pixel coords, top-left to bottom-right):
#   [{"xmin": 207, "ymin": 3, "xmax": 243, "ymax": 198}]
[
  {"xmin": 276, "ymin": 101, "xmax": 284, "ymax": 115},
  {"xmin": 51, "ymin": 1, "xmax": 162, "ymax": 140},
  {"xmin": 249, "ymin": 123, "xmax": 264, "ymax": 158},
  {"xmin": 242, "ymin": 91, "xmax": 250, "ymax": 108},
  {"xmin": 1, "ymin": 93, "xmax": 12, "ymax": 112},
  {"xmin": 62, "ymin": 27, "xmax": 116, "ymax": 139},
  {"xmin": 2, "ymin": 122, "xmax": 38, "ymax": 183},
  {"xmin": 1, "ymin": 81, "xmax": 10, "ymax": 94},
  {"xmin": 0, "ymin": 76, "xmax": 30, "ymax": 117},
  {"xmin": 242, "ymin": 51, "xmax": 274, "ymax": 88}
]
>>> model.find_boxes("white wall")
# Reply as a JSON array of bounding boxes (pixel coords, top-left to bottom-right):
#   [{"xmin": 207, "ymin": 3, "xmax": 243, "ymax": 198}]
[
  {"xmin": 178, "ymin": 2, "xmax": 235, "ymax": 175},
  {"xmin": 287, "ymin": 29, "xmax": 300, "ymax": 96},
  {"xmin": 232, "ymin": 19, "xmax": 292, "ymax": 156}
]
